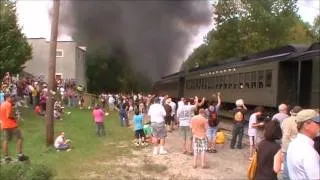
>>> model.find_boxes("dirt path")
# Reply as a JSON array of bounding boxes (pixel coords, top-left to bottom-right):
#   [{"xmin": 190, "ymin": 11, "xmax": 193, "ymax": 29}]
[{"xmin": 78, "ymin": 120, "xmax": 250, "ymax": 180}]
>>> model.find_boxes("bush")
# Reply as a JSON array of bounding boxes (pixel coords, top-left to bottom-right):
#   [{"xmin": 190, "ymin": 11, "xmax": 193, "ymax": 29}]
[{"xmin": 0, "ymin": 163, "xmax": 55, "ymax": 180}]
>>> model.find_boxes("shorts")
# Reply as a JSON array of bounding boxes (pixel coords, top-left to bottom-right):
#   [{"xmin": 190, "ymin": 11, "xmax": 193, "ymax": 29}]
[
  {"xmin": 207, "ymin": 127, "xmax": 218, "ymax": 141},
  {"xmin": 135, "ymin": 129, "xmax": 145, "ymax": 139},
  {"xmin": 193, "ymin": 137, "xmax": 208, "ymax": 153},
  {"xmin": 151, "ymin": 122, "xmax": 167, "ymax": 139},
  {"xmin": 249, "ymin": 136, "xmax": 257, "ymax": 146},
  {"xmin": 2, "ymin": 128, "xmax": 23, "ymax": 141},
  {"xmin": 179, "ymin": 126, "xmax": 192, "ymax": 141}
]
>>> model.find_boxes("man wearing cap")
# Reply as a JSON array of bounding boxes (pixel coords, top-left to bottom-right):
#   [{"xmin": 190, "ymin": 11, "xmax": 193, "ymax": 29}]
[
  {"xmin": 0, "ymin": 94, "xmax": 29, "ymax": 162},
  {"xmin": 281, "ymin": 106, "xmax": 303, "ymax": 180},
  {"xmin": 286, "ymin": 109, "xmax": 320, "ymax": 180}
]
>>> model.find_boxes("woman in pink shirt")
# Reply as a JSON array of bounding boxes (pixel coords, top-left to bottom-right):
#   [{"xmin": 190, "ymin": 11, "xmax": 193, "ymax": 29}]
[{"xmin": 92, "ymin": 104, "xmax": 106, "ymax": 136}]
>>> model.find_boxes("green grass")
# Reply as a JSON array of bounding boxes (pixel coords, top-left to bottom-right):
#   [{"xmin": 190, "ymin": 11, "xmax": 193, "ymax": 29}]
[{"xmin": 0, "ymin": 107, "xmax": 134, "ymax": 179}]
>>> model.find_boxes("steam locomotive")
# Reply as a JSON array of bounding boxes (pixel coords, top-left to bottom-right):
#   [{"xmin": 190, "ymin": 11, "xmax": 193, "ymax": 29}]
[{"xmin": 153, "ymin": 42, "xmax": 320, "ymax": 108}]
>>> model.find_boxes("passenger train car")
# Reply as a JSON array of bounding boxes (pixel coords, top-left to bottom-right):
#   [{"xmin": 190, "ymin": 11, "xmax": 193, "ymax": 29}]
[{"xmin": 153, "ymin": 43, "xmax": 319, "ymax": 108}]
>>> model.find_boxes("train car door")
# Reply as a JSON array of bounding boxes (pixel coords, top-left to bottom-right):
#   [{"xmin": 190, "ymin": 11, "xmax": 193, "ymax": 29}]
[
  {"xmin": 178, "ymin": 77, "xmax": 185, "ymax": 98},
  {"xmin": 298, "ymin": 60, "xmax": 313, "ymax": 107},
  {"xmin": 278, "ymin": 61, "xmax": 298, "ymax": 105}
]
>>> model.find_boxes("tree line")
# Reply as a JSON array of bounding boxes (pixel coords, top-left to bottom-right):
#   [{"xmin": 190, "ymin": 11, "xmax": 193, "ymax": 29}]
[{"xmin": 183, "ymin": 0, "xmax": 320, "ymax": 70}]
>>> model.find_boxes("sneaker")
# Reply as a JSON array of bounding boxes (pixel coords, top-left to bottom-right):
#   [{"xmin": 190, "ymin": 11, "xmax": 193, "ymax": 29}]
[
  {"xmin": 153, "ymin": 148, "xmax": 158, "ymax": 155},
  {"xmin": 159, "ymin": 149, "xmax": 168, "ymax": 155},
  {"xmin": 134, "ymin": 142, "xmax": 140, "ymax": 147},
  {"xmin": 66, "ymin": 149, "xmax": 72, "ymax": 152},
  {"xmin": 3, "ymin": 156, "xmax": 12, "ymax": 162},
  {"xmin": 141, "ymin": 142, "xmax": 147, "ymax": 146},
  {"xmin": 17, "ymin": 154, "xmax": 29, "ymax": 161}
]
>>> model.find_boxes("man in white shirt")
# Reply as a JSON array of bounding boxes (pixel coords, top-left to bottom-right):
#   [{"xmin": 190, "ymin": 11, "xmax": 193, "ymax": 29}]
[
  {"xmin": 177, "ymin": 97, "xmax": 199, "ymax": 154},
  {"xmin": 148, "ymin": 97, "xmax": 167, "ymax": 155},
  {"xmin": 287, "ymin": 109, "xmax": 320, "ymax": 180},
  {"xmin": 247, "ymin": 106, "xmax": 264, "ymax": 159}
]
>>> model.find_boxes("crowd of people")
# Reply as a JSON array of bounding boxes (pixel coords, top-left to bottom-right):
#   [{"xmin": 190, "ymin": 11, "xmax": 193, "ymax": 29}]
[
  {"xmin": 97, "ymin": 92, "xmax": 319, "ymax": 179},
  {"xmin": 1, "ymin": 71, "xmax": 319, "ymax": 179},
  {"xmin": 0, "ymin": 72, "xmax": 84, "ymax": 161}
]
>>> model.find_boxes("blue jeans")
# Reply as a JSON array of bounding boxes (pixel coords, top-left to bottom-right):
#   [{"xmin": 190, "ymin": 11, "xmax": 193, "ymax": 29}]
[
  {"xmin": 57, "ymin": 144, "xmax": 69, "ymax": 150},
  {"xmin": 207, "ymin": 127, "xmax": 218, "ymax": 142}
]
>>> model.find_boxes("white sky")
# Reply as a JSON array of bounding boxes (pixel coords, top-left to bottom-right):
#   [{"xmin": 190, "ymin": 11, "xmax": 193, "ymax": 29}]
[{"xmin": 16, "ymin": 0, "xmax": 319, "ymax": 59}]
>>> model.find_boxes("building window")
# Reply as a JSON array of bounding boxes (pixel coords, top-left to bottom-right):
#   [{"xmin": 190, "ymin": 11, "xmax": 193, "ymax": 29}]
[
  {"xmin": 266, "ymin": 70, "xmax": 272, "ymax": 88},
  {"xmin": 56, "ymin": 49, "xmax": 64, "ymax": 57}
]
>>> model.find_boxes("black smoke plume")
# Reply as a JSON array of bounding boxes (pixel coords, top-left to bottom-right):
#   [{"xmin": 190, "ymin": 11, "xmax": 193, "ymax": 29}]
[{"xmin": 59, "ymin": 0, "xmax": 211, "ymax": 80}]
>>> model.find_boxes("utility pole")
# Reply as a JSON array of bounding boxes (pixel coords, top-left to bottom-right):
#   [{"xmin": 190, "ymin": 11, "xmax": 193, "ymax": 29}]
[{"xmin": 46, "ymin": 0, "xmax": 60, "ymax": 146}]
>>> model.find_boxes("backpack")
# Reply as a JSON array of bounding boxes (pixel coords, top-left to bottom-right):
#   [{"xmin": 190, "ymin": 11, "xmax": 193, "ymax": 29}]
[
  {"xmin": 208, "ymin": 107, "xmax": 219, "ymax": 127},
  {"xmin": 234, "ymin": 110, "xmax": 244, "ymax": 122}
]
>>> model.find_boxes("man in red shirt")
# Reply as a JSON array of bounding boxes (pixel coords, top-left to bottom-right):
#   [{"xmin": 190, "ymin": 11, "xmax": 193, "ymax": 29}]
[{"xmin": 0, "ymin": 94, "xmax": 28, "ymax": 162}]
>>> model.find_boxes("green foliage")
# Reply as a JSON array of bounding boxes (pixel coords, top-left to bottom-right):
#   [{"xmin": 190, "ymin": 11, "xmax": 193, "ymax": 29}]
[
  {"xmin": 184, "ymin": 0, "xmax": 315, "ymax": 69},
  {"xmin": 312, "ymin": 15, "xmax": 320, "ymax": 41},
  {"xmin": 0, "ymin": 0, "xmax": 32, "ymax": 77},
  {"xmin": 0, "ymin": 164, "xmax": 55, "ymax": 180}
]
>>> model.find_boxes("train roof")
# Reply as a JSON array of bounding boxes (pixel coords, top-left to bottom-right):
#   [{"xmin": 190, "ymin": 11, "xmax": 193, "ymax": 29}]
[
  {"xmin": 189, "ymin": 44, "xmax": 309, "ymax": 72},
  {"xmin": 160, "ymin": 42, "xmax": 319, "ymax": 79}
]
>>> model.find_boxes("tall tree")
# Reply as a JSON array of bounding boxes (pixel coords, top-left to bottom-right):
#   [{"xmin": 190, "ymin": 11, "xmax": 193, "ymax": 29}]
[
  {"xmin": 312, "ymin": 15, "xmax": 320, "ymax": 41},
  {"xmin": 184, "ymin": 0, "xmax": 311, "ymax": 68},
  {"xmin": 0, "ymin": 0, "xmax": 32, "ymax": 76}
]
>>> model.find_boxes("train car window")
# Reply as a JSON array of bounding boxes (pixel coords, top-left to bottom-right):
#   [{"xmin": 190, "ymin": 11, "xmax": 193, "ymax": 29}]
[
  {"xmin": 233, "ymin": 74, "xmax": 238, "ymax": 89},
  {"xmin": 208, "ymin": 77, "xmax": 212, "ymax": 89},
  {"xmin": 258, "ymin": 71, "xmax": 264, "ymax": 88},
  {"xmin": 219, "ymin": 76, "xmax": 223, "ymax": 89},
  {"xmin": 224, "ymin": 75, "xmax": 228, "ymax": 89},
  {"xmin": 245, "ymin": 72, "xmax": 250, "ymax": 88},
  {"xmin": 266, "ymin": 70, "xmax": 272, "ymax": 88},
  {"xmin": 239, "ymin": 73, "xmax": 245, "ymax": 89},
  {"xmin": 251, "ymin": 71, "xmax": 257, "ymax": 88},
  {"xmin": 198, "ymin": 78, "xmax": 201, "ymax": 89},
  {"xmin": 202, "ymin": 78, "xmax": 206, "ymax": 89},
  {"xmin": 211, "ymin": 77, "xmax": 214, "ymax": 89},
  {"xmin": 215, "ymin": 76, "xmax": 219, "ymax": 89},
  {"xmin": 228, "ymin": 75, "xmax": 233, "ymax": 89}
]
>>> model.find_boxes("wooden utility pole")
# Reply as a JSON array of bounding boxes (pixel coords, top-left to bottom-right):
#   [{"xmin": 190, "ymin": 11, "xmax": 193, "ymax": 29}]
[{"xmin": 46, "ymin": 0, "xmax": 60, "ymax": 146}]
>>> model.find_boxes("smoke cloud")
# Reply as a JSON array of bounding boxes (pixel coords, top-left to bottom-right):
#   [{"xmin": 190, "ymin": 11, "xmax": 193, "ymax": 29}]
[{"xmin": 59, "ymin": 0, "xmax": 212, "ymax": 80}]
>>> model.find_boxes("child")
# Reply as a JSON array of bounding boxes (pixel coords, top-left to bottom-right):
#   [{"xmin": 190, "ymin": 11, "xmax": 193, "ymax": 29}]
[
  {"xmin": 133, "ymin": 109, "xmax": 146, "ymax": 146},
  {"xmin": 92, "ymin": 104, "xmax": 106, "ymax": 136},
  {"xmin": 143, "ymin": 121, "xmax": 153, "ymax": 141},
  {"xmin": 54, "ymin": 132, "xmax": 72, "ymax": 151}
]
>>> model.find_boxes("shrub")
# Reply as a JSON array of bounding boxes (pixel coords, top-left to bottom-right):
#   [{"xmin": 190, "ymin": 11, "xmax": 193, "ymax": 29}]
[{"xmin": 0, "ymin": 163, "xmax": 55, "ymax": 180}]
